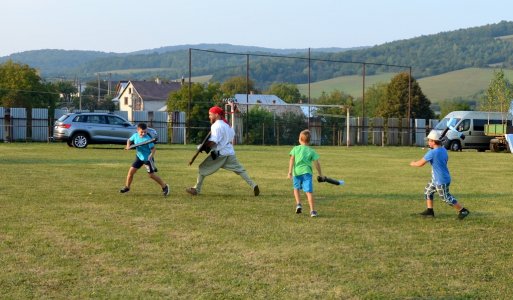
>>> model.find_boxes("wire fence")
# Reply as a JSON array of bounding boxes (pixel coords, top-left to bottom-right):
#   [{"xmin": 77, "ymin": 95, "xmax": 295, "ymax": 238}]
[{"xmin": 0, "ymin": 107, "xmax": 438, "ymax": 147}]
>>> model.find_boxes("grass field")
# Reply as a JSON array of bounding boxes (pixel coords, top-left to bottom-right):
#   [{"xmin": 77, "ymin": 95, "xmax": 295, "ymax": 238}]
[
  {"xmin": 1, "ymin": 143, "xmax": 513, "ymax": 298},
  {"xmin": 296, "ymin": 68, "xmax": 513, "ymax": 103}
]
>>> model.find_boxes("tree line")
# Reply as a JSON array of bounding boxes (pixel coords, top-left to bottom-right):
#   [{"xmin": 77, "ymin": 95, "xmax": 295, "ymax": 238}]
[
  {"xmin": 2, "ymin": 59, "xmax": 511, "ymax": 145},
  {"xmin": 2, "ymin": 21, "xmax": 513, "ymax": 85}
]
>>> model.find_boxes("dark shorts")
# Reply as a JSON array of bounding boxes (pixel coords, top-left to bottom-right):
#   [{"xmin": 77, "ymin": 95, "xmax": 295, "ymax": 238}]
[{"xmin": 132, "ymin": 157, "xmax": 158, "ymax": 173}]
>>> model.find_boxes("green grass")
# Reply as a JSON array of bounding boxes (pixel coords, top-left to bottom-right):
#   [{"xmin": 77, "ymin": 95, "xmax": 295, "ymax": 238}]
[
  {"xmin": 297, "ymin": 73, "xmax": 395, "ymax": 99},
  {"xmin": 418, "ymin": 68, "xmax": 513, "ymax": 102},
  {"xmin": 296, "ymin": 68, "xmax": 513, "ymax": 103},
  {"xmin": 1, "ymin": 143, "xmax": 513, "ymax": 298}
]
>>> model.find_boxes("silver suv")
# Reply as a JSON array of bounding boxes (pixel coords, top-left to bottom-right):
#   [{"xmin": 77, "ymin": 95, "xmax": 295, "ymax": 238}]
[{"xmin": 53, "ymin": 112, "xmax": 158, "ymax": 148}]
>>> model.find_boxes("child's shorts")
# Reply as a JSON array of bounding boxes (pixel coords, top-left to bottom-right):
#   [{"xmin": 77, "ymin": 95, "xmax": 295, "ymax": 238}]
[
  {"xmin": 293, "ymin": 173, "xmax": 313, "ymax": 193},
  {"xmin": 132, "ymin": 157, "xmax": 158, "ymax": 173}
]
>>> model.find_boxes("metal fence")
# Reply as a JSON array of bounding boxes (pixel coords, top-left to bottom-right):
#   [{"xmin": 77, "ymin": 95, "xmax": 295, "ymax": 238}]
[{"xmin": 0, "ymin": 107, "xmax": 438, "ymax": 146}]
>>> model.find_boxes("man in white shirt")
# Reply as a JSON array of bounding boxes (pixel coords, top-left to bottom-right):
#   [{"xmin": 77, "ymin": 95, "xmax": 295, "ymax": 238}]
[{"xmin": 186, "ymin": 106, "xmax": 260, "ymax": 196}]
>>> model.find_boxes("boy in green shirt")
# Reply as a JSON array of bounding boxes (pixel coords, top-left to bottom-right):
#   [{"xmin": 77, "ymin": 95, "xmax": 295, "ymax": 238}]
[{"xmin": 288, "ymin": 130, "xmax": 323, "ymax": 217}]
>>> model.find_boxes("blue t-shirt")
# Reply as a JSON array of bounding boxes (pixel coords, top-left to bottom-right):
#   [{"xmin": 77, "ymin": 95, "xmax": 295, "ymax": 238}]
[
  {"xmin": 129, "ymin": 133, "xmax": 154, "ymax": 161},
  {"xmin": 423, "ymin": 147, "xmax": 451, "ymax": 185}
]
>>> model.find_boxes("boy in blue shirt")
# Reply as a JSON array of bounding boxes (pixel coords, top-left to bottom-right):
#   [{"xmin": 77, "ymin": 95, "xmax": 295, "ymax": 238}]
[
  {"xmin": 288, "ymin": 130, "xmax": 323, "ymax": 217},
  {"xmin": 410, "ymin": 130, "xmax": 469, "ymax": 219},
  {"xmin": 120, "ymin": 123, "xmax": 169, "ymax": 196}
]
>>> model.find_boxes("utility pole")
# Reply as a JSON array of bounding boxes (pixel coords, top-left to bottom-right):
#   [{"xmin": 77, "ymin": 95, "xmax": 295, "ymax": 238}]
[
  {"xmin": 79, "ymin": 81, "xmax": 82, "ymax": 110},
  {"xmin": 97, "ymin": 73, "xmax": 101, "ymax": 103}
]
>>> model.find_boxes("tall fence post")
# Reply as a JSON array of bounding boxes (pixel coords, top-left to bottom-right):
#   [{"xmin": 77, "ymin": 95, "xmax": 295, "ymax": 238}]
[{"xmin": 0, "ymin": 107, "xmax": 4, "ymax": 141}]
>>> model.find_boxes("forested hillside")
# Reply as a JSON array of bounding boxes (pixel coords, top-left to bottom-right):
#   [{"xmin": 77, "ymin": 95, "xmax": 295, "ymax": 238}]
[{"xmin": 1, "ymin": 21, "xmax": 513, "ymax": 85}]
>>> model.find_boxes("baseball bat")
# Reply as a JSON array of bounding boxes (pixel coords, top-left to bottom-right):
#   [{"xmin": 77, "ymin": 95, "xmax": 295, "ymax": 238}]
[
  {"xmin": 127, "ymin": 138, "xmax": 157, "ymax": 149},
  {"xmin": 188, "ymin": 131, "xmax": 211, "ymax": 166},
  {"xmin": 317, "ymin": 176, "xmax": 345, "ymax": 186}
]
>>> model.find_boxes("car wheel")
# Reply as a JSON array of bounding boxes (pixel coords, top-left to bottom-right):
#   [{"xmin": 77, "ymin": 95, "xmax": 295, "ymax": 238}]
[
  {"xmin": 449, "ymin": 140, "xmax": 461, "ymax": 151},
  {"xmin": 66, "ymin": 139, "xmax": 74, "ymax": 147},
  {"xmin": 71, "ymin": 133, "xmax": 89, "ymax": 148}
]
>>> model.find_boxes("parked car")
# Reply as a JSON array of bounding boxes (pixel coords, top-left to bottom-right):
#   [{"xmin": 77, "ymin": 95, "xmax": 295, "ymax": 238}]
[{"xmin": 53, "ymin": 112, "xmax": 158, "ymax": 148}]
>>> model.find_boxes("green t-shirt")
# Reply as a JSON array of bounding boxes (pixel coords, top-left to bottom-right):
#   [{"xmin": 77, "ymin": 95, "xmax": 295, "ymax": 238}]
[{"xmin": 289, "ymin": 145, "xmax": 319, "ymax": 176}]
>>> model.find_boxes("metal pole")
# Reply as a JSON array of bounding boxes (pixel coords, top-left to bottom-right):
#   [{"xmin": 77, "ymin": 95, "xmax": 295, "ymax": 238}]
[
  {"xmin": 246, "ymin": 54, "xmax": 249, "ymax": 143},
  {"xmin": 79, "ymin": 82, "xmax": 82, "ymax": 110},
  {"xmin": 362, "ymin": 63, "xmax": 366, "ymax": 119},
  {"xmin": 97, "ymin": 73, "xmax": 100, "ymax": 103},
  {"xmin": 308, "ymin": 48, "xmax": 311, "ymax": 130},
  {"xmin": 408, "ymin": 67, "xmax": 412, "ymax": 145},
  {"xmin": 187, "ymin": 48, "xmax": 192, "ymax": 145},
  {"xmin": 346, "ymin": 107, "xmax": 350, "ymax": 147}
]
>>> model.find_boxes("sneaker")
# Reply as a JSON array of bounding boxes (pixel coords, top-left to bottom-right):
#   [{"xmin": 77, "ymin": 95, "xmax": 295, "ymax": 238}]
[
  {"xmin": 119, "ymin": 186, "xmax": 130, "ymax": 193},
  {"xmin": 458, "ymin": 208, "xmax": 470, "ymax": 220},
  {"xmin": 186, "ymin": 187, "xmax": 198, "ymax": 196},
  {"xmin": 310, "ymin": 210, "xmax": 318, "ymax": 217},
  {"xmin": 162, "ymin": 184, "xmax": 170, "ymax": 196},
  {"xmin": 253, "ymin": 185, "xmax": 260, "ymax": 196},
  {"xmin": 295, "ymin": 204, "xmax": 302, "ymax": 214},
  {"xmin": 419, "ymin": 209, "xmax": 435, "ymax": 218}
]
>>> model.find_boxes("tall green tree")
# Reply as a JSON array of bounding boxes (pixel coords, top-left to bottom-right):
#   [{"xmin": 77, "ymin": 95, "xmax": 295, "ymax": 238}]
[
  {"xmin": 167, "ymin": 82, "xmax": 223, "ymax": 142},
  {"xmin": 483, "ymin": 69, "xmax": 513, "ymax": 118},
  {"xmin": 354, "ymin": 82, "xmax": 388, "ymax": 118},
  {"xmin": 220, "ymin": 76, "xmax": 256, "ymax": 97},
  {"xmin": 0, "ymin": 60, "xmax": 58, "ymax": 109},
  {"xmin": 265, "ymin": 82, "xmax": 301, "ymax": 103},
  {"xmin": 53, "ymin": 80, "xmax": 78, "ymax": 109},
  {"xmin": 376, "ymin": 72, "xmax": 434, "ymax": 119},
  {"xmin": 438, "ymin": 99, "xmax": 472, "ymax": 118}
]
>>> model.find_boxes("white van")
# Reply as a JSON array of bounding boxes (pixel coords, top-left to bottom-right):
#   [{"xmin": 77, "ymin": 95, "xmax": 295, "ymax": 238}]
[{"xmin": 432, "ymin": 111, "xmax": 510, "ymax": 151}]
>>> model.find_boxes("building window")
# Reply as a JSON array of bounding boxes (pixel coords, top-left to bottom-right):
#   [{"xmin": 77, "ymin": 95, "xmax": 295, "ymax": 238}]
[{"xmin": 124, "ymin": 97, "xmax": 128, "ymax": 105}]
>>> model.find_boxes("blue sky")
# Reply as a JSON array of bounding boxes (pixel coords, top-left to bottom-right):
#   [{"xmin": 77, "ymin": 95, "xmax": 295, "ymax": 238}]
[{"xmin": 1, "ymin": 0, "xmax": 512, "ymax": 57}]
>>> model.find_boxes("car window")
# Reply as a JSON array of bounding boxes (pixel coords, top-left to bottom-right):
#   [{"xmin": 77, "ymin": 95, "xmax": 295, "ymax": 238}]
[
  {"xmin": 85, "ymin": 115, "xmax": 107, "ymax": 124},
  {"xmin": 458, "ymin": 119, "xmax": 471, "ymax": 131},
  {"xmin": 73, "ymin": 115, "xmax": 87, "ymax": 122},
  {"xmin": 57, "ymin": 114, "xmax": 71, "ymax": 122},
  {"xmin": 107, "ymin": 116, "xmax": 127, "ymax": 125}
]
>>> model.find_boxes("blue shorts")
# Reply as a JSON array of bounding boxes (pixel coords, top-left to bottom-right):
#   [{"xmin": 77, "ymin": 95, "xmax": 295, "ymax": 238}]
[
  {"xmin": 293, "ymin": 173, "xmax": 313, "ymax": 193},
  {"xmin": 132, "ymin": 157, "xmax": 158, "ymax": 173}
]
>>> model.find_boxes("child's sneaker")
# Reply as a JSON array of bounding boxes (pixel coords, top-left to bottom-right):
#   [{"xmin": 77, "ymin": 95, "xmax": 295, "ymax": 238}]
[
  {"xmin": 458, "ymin": 208, "xmax": 470, "ymax": 220},
  {"xmin": 162, "ymin": 184, "xmax": 170, "ymax": 196},
  {"xmin": 310, "ymin": 210, "xmax": 318, "ymax": 217},
  {"xmin": 253, "ymin": 185, "xmax": 260, "ymax": 196},
  {"xmin": 119, "ymin": 186, "xmax": 130, "ymax": 193},
  {"xmin": 419, "ymin": 209, "xmax": 435, "ymax": 217},
  {"xmin": 295, "ymin": 204, "xmax": 302, "ymax": 214},
  {"xmin": 186, "ymin": 187, "xmax": 198, "ymax": 196}
]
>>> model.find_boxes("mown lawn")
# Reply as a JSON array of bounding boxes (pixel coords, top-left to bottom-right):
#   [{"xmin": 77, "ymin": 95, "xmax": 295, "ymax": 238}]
[{"xmin": 1, "ymin": 143, "xmax": 512, "ymax": 299}]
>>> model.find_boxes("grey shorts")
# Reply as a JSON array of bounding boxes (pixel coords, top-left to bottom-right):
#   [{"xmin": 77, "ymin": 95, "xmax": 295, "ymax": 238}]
[{"xmin": 424, "ymin": 180, "xmax": 457, "ymax": 205}]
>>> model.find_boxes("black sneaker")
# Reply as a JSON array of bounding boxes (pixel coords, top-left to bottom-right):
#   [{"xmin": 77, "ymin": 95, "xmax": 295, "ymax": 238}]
[
  {"xmin": 458, "ymin": 208, "xmax": 470, "ymax": 220},
  {"xmin": 162, "ymin": 184, "xmax": 170, "ymax": 196},
  {"xmin": 119, "ymin": 186, "xmax": 130, "ymax": 193},
  {"xmin": 253, "ymin": 185, "xmax": 260, "ymax": 196},
  {"xmin": 295, "ymin": 204, "xmax": 302, "ymax": 214},
  {"xmin": 419, "ymin": 209, "xmax": 435, "ymax": 217}
]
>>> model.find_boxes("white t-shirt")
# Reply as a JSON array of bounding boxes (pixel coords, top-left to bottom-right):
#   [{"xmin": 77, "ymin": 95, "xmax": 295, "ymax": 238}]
[{"xmin": 210, "ymin": 119, "xmax": 235, "ymax": 156}]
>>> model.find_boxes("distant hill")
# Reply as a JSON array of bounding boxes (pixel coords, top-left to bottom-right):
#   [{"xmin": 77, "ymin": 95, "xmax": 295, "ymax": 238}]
[
  {"xmin": 130, "ymin": 43, "xmax": 360, "ymax": 55},
  {"xmin": 297, "ymin": 67, "xmax": 513, "ymax": 103},
  {"xmin": 2, "ymin": 20, "xmax": 513, "ymax": 103},
  {"xmin": 0, "ymin": 49, "xmax": 119, "ymax": 77}
]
